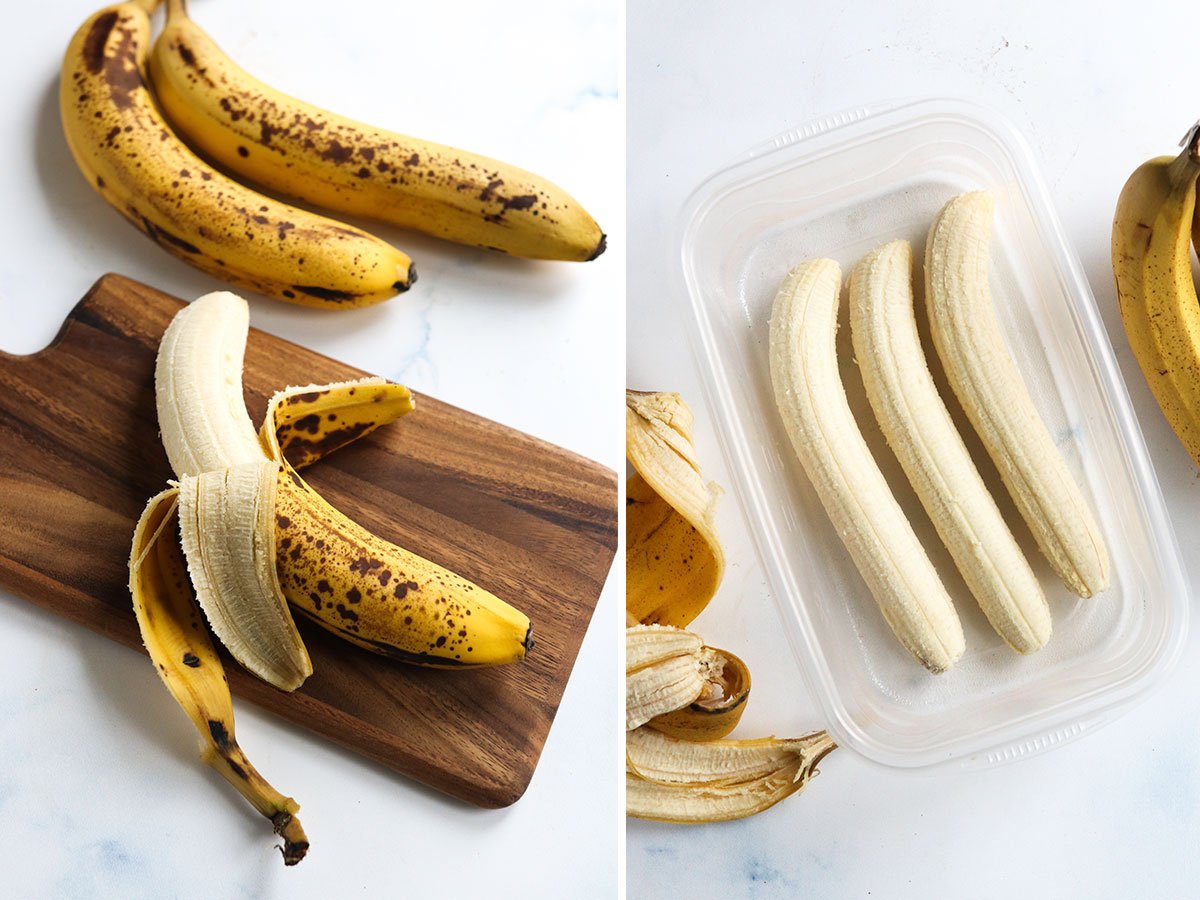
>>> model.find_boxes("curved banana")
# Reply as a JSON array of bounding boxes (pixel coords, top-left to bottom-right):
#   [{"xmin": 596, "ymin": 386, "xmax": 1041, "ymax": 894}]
[
  {"xmin": 130, "ymin": 489, "xmax": 308, "ymax": 864},
  {"xmin": 849, "ymin": 240, "xmax": 1051, "ymax": 653},
  {"xmin": 155, "ymin": 292, "xmax": 532, "ymax": 667},
  {"xmin": 148, "ymin": 0, "xmax": 605, "ymax": 262},
  {"xmin": 1115, "ymin": 126, "xmax": 1200, "ymax": 469},
  {"xmin": 626, "ymin": 727, "xmax": 835, "ymax": 824},
  {"xmin": 626, "ymin": 391, "xmax": 724, "ymax": 628},
  {"xmin": 769, "ymin": 258, "xmax": 964, "ymax": 673},
  {"xmin": 927, "ymin": 192, "xmax": 1109, "ymax": 598},
  {"xmin": 61, "ymin": 1, "xmax": 414, "ymax": 307}
]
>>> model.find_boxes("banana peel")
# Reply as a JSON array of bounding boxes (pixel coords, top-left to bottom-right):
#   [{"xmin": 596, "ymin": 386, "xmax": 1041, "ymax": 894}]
[{"xmin": 626, "ymin": 390, "xmax": 724, "ymax": 627}]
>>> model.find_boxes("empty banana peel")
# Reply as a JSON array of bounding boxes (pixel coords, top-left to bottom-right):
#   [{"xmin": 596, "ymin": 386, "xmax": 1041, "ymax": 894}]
[
  {"xmin": 130, "ymin": 489, "xmax": 309, "ymax": 865},
  {"xmin": 626, "ymin": 624, "xmax": 749, "ymax": 740},
  {"xmin": 626, "ymin": 390, "xmax": 724, "ymax": 627},
  {"xmin": 626, "ymin": 727, "xmax": 835, "ymax": 824}
]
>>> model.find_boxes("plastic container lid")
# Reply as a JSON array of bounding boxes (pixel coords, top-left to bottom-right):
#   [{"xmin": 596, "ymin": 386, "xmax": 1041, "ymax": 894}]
[{"xmin": 677, "ymin": 98, "xmax": 1189, "ymax": 769}]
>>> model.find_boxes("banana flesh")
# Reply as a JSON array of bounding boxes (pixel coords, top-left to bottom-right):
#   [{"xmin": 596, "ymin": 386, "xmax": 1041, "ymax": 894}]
[
  {"xmin": 769, "ymin": 258, "xmax": 964, "ymax": 673},
  {"xmin": 849, "ymin": 240, "xmax": 1051, "ymax": 653},
  {"xmin": 60, "ymin": 1, "xmax": 414, "ymax": 307},
  {"xmin": 156, "ymin": 292, "xmax": 267, "ymax": 476},
  {"xmin": 130, "ymin": 489, "xmax": 308, "ymax": 864},
  {"xmin": 626, "ymin": 727, "xmax": 835, "ymax": 824},
  {"xmin": 625, "ymin": 625, "xmax": 749, "ymax": 740},
  {"xmin": 1115, "ymin": 127, "xmax": 1200, "ymax": 469},
  {"xmin": 626, "ymin": 391, "xmax": 724, "ymax": 627},
  {"xmin": 148, "ymin": 0, "xmax": 605, "ymax": 262},
  {"xmin": 926, "ymin": 192, "xmax": 1109, "ymax": 598},
  {"xmin": 176, "ymin": 461, "xmax": 311, "ymax": 690}
]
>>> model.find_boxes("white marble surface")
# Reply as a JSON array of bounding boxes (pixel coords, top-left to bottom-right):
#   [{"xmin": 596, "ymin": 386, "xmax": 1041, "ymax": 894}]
[
  {"xmin": 0, "ymin": 1, "xmax": 619, "ymax": 895},
  {"xmin": 628, "ymin": 2, "xmax": 1200, "ymax": 898}
]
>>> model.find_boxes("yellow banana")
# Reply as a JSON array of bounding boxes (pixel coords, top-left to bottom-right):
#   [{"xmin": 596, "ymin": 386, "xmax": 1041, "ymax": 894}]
[
  {"xmin": 626, "ymin": 391, "xmax": 724, "ymax": 628},
  {"xmin": 130, "ymin": 489, "xmax": 309, "ymax": 864},
  {"xmin": 61, "ymin": 0, "xmax": 414, "ymax": 307},
  {"xmin": 148, "ymin": 0, "xmax": 605, "ymax": 262},
  {"xmin": 1114, "ymin": 126, "xmax": 1200, "ymax": 469}
]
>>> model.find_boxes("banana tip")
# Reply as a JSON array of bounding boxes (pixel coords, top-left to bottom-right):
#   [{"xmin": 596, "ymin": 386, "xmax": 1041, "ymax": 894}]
[
  {"xmin": 523, "ymin": 624, "xmax": 534, "ymax": 655},
  {"xmin": 394, "ymin": 263, "xmax": 418, "ymax": 293},
  {"xmin": 585, "ymin": 233, "xmax": 607, "ymax": 262}
]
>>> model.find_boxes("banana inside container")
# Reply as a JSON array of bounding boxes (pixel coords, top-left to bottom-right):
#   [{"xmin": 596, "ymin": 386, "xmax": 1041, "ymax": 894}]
[{"xmin": 767, "ymin": 190, "xmax": 1109, "ymax": 674}]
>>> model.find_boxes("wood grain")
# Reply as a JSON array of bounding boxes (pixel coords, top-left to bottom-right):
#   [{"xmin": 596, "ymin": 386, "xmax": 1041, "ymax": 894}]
[{"xmin": 0, "ymin": 274, "xmax": 617, "ymax": 808}]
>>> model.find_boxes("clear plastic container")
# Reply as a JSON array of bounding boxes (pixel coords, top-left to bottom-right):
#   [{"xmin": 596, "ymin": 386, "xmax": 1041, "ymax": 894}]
[{"xmin": 677, "ymin": 98, "xmax": 1189, "ymax": 769}]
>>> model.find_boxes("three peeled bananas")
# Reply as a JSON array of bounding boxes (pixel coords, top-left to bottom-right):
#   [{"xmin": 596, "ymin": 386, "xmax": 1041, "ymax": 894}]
[
  {"xmin": 769, "ymin": 192, "xmax": 1108, "ymax": 675},
  {"xmin": 61, "ymin": 0, "xmax": 605, "ymax": 309},
  {"xmin": 625, "ymin": 390, "xmax": 835, "ymax": 824}
]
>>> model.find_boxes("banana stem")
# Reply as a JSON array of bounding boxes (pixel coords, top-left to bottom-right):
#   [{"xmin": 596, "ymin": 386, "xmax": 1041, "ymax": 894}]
[
  {"xmin": 131, "ymin": 0, "xmax": 165, "ymax": 13},
  {"xmin": 165, "ymin": 0, "xmax": 188, "ymax": 21},
  {"xmin": 202, "ymin": 742, "xmax": 310, "ymax": 865}
]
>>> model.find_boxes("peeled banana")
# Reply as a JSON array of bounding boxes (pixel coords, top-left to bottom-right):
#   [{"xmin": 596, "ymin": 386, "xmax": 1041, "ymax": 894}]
[
  {"xmin": 1114, "ymin": 125, "xmax": 1200, "ymax": 470},
  {"xmin": 155, "ymin": 292, "xmax": 533, "ymax": 668},
  {"xmin": 132, "ymin": 290, "xmax": 533, "ymax": 859},
  {"xmin": 848, "ymin": 240, "xmax": 1051, "ymax": 653},
  {"xmin": 626, "ymin": 727, "xmax": 835, "ymax": 824},
  {"xmin": 768, "ymin": 258, "xmax": 965, "ymax": 673},
  {"xmin": 626, "ymin": 391, "xmax": 724, "ymax": 628},
  {"xmin": 61, "ymin": 0, "xmax": 414, "ymax": 307},
  {"xmin": 926, "ymin": 192, "xmax": 1109, "ymax": 598},
  {"xmin": 148, "ymin": 0, "xmax": 605, "ymax": 262},
  {"xmin": 626, "ymin": 625, "xmax": 749, "ymax": 739}
]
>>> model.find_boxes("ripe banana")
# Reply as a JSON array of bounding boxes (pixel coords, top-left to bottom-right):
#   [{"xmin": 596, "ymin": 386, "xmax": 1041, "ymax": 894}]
[
  {"xmin": 626, "ymin": 625, "xmax": 749, "ymax": 739},
  {"xmin": 769, "ymin": 258, "xmax": 965, "ymax": 673},
  {"xmin": 927, "ymin": 192, "xmax": 1109, "ymax": 598},
  {"xmin": 848, "ymin": 240, "xmax": 1051, "ymax": 653},
  {"xmin": 626, "ymin": 727, "xmax": 835, "ymax": 824},
  {"xmin": 626, "ymin": 391, "xmax": 724, "ymax": 628},
  {"xmin": 148, "ymin": 0, "xmax": 605, "ymax": 262},
  {"xmin": 130, "ymin": 489, "xmax": 308, "ymax": 864},
  {"xmin": 1114, "ymin": 125, "xmax": 1200, "ymax": 469},
  {"xmin": 155, "ymin": 291, "xmax": 534, "ymax": 668},
  {"xmin": 61, "ymin": 1, "xmax": 414, "ymax": 307}
]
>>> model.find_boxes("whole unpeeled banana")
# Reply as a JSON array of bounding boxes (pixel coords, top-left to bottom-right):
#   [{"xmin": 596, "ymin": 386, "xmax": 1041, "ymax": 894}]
[
  {"xmin": 61, "ymin": 1, "xmax": 415, "ymax": 307},
  {"xmin": 148, "ymin": 0, "xmax": 605, "ymax": 262},
  {"xmin": 1113, "ymin": 124, "xmax": 1200, "ymax": 470}
]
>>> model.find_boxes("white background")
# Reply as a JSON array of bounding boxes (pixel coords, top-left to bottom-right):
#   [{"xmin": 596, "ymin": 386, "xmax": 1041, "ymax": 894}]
[
  {"xmin": 628, "ymin": 2, "xmax": 1200, "ymax": 898},
  {"xmin": 0, "ymin": 1, "xmax": 620, "ymax": 896}
]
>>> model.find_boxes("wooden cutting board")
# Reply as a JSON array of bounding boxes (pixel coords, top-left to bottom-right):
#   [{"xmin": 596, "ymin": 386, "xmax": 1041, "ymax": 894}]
[{"xmin": 0, "ymin": 274, "xmax": 617, "ymax": 808}]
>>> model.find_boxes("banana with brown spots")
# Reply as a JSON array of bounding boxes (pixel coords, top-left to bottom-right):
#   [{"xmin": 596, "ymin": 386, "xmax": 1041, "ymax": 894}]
[
  {"xmin": 61, "ymin": 0, "xmax": 415, "ymax": 307},
  {"xmin": 148, "ymin": 0, "xmax": 605, "ymax": 262}
]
